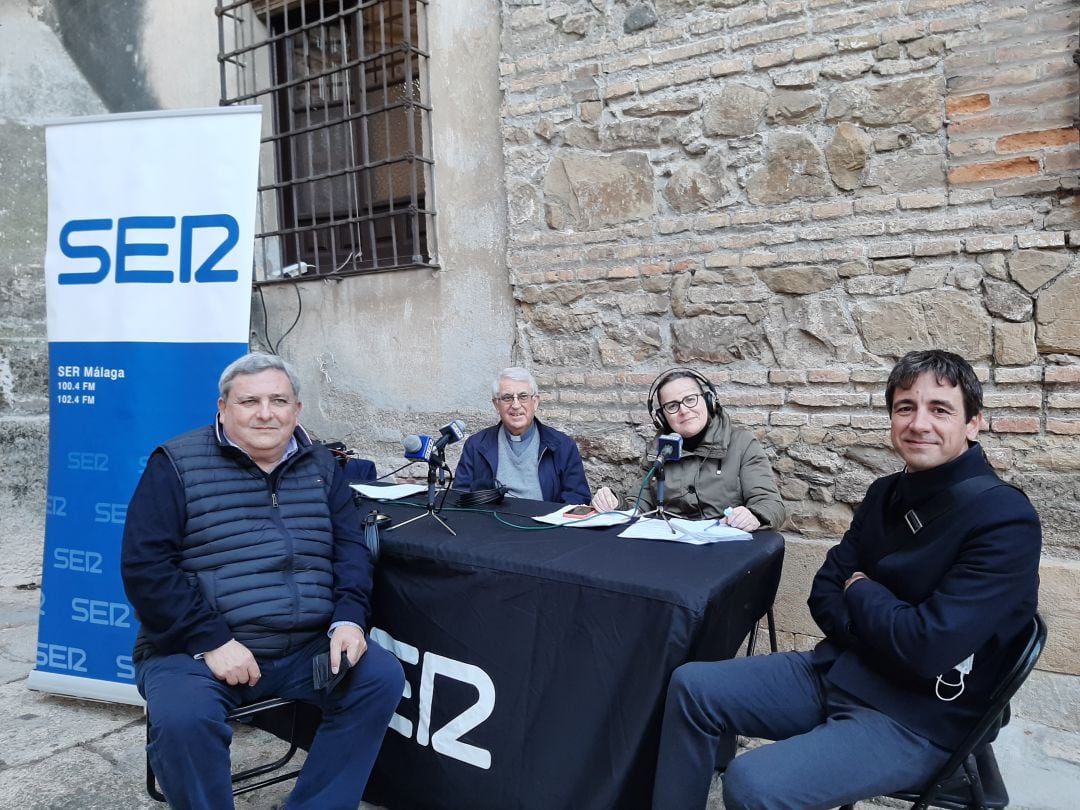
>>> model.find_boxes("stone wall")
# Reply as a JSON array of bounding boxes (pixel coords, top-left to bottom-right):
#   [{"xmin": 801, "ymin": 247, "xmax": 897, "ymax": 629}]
[
  {"xmin": 0, "ymin": 1, "xmax": 108, "ymax": 586},
  {"xmin": 498, "ymin": 0, "xmax": 1080, "ymax": 675}
]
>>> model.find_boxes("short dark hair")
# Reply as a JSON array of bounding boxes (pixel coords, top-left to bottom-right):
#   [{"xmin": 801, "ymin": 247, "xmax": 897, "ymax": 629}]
[
  {"xmin": 885, "ymin": 350, "xmax": 982, "ymax": 421},
  {"xmin": 655, "ymin": 370, "xmax": 705, "ymax": 398}
]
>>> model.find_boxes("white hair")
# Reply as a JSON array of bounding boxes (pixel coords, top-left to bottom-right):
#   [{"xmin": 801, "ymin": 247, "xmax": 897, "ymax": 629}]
[{"xmin": 492, "ymin": 367, "xmax": 538, "ymax": 397}]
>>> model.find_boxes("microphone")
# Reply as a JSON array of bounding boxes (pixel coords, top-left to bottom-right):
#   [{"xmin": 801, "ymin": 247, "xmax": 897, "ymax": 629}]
[
  {"xmin": 656, "ymin": 433, "xmax": 683, "ymax": 464},
  {"xmin": 402, "ymin": 434, "xmax": 434, "ymax": 461},
  {"xmin": 433, "ymin": 419, "xmax": 466, "ymax": 452}
]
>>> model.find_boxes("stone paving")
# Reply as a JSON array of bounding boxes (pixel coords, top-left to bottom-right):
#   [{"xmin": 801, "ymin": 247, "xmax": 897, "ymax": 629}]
[
  {"xmin": 0, "ymin": 586, "xmax": 304, "ymax": 809},
  {"xmin": 1, "ymin": 585, "xmax": 1075, "ymax": 809}
]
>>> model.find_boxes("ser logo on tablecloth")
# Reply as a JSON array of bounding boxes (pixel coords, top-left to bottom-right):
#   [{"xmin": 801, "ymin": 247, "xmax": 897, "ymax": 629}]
[{"xmin": 371, "ymin": 627, "xmax": 496, "ymax": 770}]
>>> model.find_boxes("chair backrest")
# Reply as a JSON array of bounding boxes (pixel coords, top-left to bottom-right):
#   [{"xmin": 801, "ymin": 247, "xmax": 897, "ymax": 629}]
[
  {"xmin": 916, "ymin": 613, "xmax": 1047, "ymax": 806},
  {"xmin": 972, "ymin": 613, "xmax": 1046, "ymax": 746},
  {"xmin": 344, "ymin": 457, "xmax": 378, "ymax": 483}
]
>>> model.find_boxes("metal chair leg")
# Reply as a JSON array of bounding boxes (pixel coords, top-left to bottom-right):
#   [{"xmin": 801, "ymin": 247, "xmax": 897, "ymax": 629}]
[
  {"xmin": 746, "ymin": 606, "xmax": 778, "ymax": 656},
  {"xmin": 766, "ymin": 605, "xmax": 778, "ymax": 653},
  {"xmin": 146, "ymin": 709, "xmax": 166, "ymax": 803},
  {"xmin": 145, "ymin": 698, "xmax": 302, "ymax": 803}
]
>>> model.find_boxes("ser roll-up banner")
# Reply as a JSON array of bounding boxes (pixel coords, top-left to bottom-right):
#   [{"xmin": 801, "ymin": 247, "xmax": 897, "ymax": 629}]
[{"xmin": 29, "ymin": 107, "xmax": 263, "ymax": 704}]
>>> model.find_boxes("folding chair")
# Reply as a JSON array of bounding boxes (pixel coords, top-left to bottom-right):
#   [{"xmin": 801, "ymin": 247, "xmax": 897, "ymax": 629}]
[
  {"xmin": 745, "ymin": 606, "xmax": 778, "ymax": 656},
  {"xmin": 146, "ymin": 697, "xmax": 303, "ymax": 802},
  {"xmin": 841, "ymin": 612, "xmax": 1047, "ymax": 810}
]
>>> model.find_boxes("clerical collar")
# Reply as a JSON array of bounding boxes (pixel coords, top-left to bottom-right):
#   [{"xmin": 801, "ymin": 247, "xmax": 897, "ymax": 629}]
[{"xmin": 506, "ymin": 421, "xmax": 537, "ymax": 443}]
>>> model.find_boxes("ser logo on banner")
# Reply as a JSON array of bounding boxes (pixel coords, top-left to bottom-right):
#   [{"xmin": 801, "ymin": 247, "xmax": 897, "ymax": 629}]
[
  {"xmin": 53, "ymin": 548, "xmax": 104, "ymax": 573},
  {"xmin": 72, "ymin": 597, "xmax": 132, "ymax": 628},
  {"xmin": 36, "ymin": 642, "xmax": 87, "ymax": 673},
  {"xmin": 32, "ymin": 107, "xmax": 261, "ymax": 704},
  {"xmin": 34, "ymin": 644, "xmax": 135, "ymax": 680},
  {"xmin": 58, "ymin": 214, "xmax": 240, "ymax": 285},
  {"xmin": 371, "ymin": 627, "xmax": 496, "ymax": 770}
]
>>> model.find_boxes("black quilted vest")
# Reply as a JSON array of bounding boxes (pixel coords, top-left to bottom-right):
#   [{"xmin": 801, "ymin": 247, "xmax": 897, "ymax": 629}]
[{"xmin": 153, "ymin": 423, "xmax": 337, "ymax": 660}]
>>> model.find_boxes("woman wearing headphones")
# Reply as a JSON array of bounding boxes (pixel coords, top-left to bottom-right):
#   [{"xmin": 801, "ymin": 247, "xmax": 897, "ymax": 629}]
[{"xmin": 592, "ymin": 369, "xmax": 785, "ymax": 531}]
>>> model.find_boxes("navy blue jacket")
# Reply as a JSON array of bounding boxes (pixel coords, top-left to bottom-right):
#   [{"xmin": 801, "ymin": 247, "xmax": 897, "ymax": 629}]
[
  {"xmin": 808, "ymin": 443, "xmax": 1041, "ymax": 749},
  {"xmin": 122, "ymin": 420, "xmax": 373, "ymax": 662},
  {"xmin": 453, "ymin": 418, "xmax": 591, "ymax": 504}
]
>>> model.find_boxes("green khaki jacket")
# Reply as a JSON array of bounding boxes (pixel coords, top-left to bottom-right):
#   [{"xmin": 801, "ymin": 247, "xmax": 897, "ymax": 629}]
[{"xmin": 639, "ymin": 408, "xmax": 785, "ymax": 529}]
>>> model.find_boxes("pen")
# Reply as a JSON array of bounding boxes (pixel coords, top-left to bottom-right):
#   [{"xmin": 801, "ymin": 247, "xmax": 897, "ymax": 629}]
[{"xmin": 712, "ymin": 507, "xmax": 734, "ymax": 527}]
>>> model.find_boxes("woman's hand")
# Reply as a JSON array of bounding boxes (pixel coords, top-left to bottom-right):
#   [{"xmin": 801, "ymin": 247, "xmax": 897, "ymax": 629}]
[
  {"xmin": 721, "ymin": 506, "xmax": 760, "ymax": 532},
  {"xmin": 591, "ymin": 487, "xmax": 620, "ymax": 513}
]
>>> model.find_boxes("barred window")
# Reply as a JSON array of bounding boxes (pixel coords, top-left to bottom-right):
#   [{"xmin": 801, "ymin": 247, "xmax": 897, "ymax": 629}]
[{"xmin": 217, "ymin": 0, "xmax": 436, "ymax": 283}]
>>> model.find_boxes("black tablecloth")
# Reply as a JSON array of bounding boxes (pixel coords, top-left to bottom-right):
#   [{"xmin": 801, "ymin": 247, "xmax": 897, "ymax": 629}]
[{"xmin": 359, "ymin": 494, "xmax": 785, "ymax": 810}]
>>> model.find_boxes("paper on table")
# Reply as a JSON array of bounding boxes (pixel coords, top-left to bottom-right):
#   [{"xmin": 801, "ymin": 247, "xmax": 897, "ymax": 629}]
[
  {"xmin": 533, "ymin": 505, "xmax": 635, "ymax": 528},
  {"xmin": 618, "ymin": 517, "xmax": 751, "ymax": 544},
  {"xmin": 350, "ymin": 483, "xmax": 427, "ymax": 500}
]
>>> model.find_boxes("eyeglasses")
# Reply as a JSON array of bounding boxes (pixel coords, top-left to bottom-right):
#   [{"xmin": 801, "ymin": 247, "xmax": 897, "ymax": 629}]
[
  {"xmin": 660, "ymin": 393, "xmax": 701, "ymax": 415},
  {"xmin": 496, "ymin": 393, "xmax": 537, "ymax": 404}
]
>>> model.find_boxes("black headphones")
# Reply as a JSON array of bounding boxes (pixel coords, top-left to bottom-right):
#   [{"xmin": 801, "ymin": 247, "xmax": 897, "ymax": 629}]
[{"xmin": 647, "ymin": 368, "xmax": 718, "ymax": 432}]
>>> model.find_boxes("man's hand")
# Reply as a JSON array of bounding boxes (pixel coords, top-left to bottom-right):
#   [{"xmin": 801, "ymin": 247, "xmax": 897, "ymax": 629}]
[
  {"xmin": 721, "ymin": 506, "xmax": 761, "ymax": 532},
  {"xmin": 330, "ymin": 624, "xmax": 368, "ymax": 673},
  {"xmin": 203, "ymin": 639, "xmax": 261, "ymax": 686},
  {"xmin": 591, "ymin": 487, "xmax": 620, "ymax": 513},
  {"xmin": 844, "ymin": 571, "xmax": 870, "ymax": 591}
]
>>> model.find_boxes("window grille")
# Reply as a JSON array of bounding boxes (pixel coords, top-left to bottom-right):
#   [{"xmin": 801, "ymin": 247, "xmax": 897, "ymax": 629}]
[{"xmin": 217, "ymin": 0, "xmax": 436, "ymax": 283}]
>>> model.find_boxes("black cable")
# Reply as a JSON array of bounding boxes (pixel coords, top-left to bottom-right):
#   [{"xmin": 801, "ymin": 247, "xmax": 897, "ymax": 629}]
[
  {"xmin": 256, "ymin": 284, "xmax": 272, "ymax": 351},
  {"xmin": 361, "ymin": 510, "xmax": 381, "ymax": 560},
  {"xmin": 455, "ymin": 484, "xmax": 509, "ymax": 508},
  {"xmin": 365, "ymin": 460, "xmax": 458, "ymax": 512},
  {"xmin": 436, "ymin": 466, "xmax": 455, "ymax": 512},
  {"xmin": 255, "ymin": 280, "xmax": 303, "ymax": 355},
  {"xmin": 273, "ymin": 282, "xmax": 303, "ymax": 355},
  {"xmin": 374, "ymin": 499, "xmax": 592, "ymax": 532},
  {"xmin": 376, "ymin": 461, "xmax": 418, "ymax": 481},
  {"xmin": 391, "ymin": 501, "xmax": 547, "ymax": 522}
]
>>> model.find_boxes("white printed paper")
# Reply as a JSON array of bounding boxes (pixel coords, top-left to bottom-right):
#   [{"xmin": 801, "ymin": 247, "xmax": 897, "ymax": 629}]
[
  {"xmin": 532, "ymin": 505, "xmax": 635, "ymax": 527},
  {"xmin": 618, "ymin": 517, "xmax": 751, "ymax": 544},
  {"xmin": 351, "ymin": 483, "xmax": 427, "ymax": 500}
]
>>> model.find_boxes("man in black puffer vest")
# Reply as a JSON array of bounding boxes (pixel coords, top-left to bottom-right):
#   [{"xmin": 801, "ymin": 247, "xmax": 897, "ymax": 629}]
[
  {"xmin": 651, "ymin": 350, "xmax": 1042, "ymax": 810},
  {"xmin": 122, "ymin": 352, "xmax": 404, "ymax": 810}
]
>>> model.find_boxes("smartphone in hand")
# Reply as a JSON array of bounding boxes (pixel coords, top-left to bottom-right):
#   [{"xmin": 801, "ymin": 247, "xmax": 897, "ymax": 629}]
[{"xmin": 312, "ymin": 651, "xmax": 353, "ymax": 693}]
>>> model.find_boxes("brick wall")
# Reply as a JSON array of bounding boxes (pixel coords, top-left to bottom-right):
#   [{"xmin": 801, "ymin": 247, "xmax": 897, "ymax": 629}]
[{"xmin": 497, "ymin": 0, "xmax": 1080, "ymax": 558}]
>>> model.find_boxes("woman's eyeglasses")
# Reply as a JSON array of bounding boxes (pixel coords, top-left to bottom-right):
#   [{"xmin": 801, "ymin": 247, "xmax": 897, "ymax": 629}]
[{"xmin": 660, "ymin": 394, "xmax": 701, "ymax": 415}]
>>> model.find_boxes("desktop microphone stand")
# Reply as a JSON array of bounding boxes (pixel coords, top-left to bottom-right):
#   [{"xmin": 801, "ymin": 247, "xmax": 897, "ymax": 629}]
[
  {"xmin": 638, "ymin": 460, "xmax": 676, "ymax": 534},
  {"xmin": 387, "ymin": 450, "xmax": 457, "ymax": 536}
]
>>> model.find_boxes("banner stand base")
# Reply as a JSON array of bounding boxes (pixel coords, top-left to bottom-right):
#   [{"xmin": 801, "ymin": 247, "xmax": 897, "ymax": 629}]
[{"xmin": 26, "ymin": 670, "xmax": 143, "ymax": 707}]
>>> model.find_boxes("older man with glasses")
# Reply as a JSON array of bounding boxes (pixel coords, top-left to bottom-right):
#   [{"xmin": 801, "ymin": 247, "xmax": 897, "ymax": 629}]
[{"xmin": 453, "ymin": 367, "xmax": 591, "ymax": 504}]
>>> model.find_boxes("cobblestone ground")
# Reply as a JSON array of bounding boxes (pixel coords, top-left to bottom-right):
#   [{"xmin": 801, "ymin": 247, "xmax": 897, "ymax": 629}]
[{"xmin": 2, "ymin": 586, "xmax": 1073, "ymax": 809}]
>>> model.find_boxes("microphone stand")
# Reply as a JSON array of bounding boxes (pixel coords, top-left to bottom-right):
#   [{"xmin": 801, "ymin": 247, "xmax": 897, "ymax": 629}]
[
  {"xmin": 387, "ymin": 448, "xmax": 457, "ymax": 536},
  {"xmin": 638, "ymin": 457, "xmax": 676, "ymax": 535}
]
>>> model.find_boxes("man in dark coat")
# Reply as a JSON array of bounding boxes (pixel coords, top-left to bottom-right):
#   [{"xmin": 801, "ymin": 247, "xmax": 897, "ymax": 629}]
[
  {"xmin": 122, "ymin": 352, "xmax": 404, "ymax": 810},
  {"xmin": 453, "ymin": 366, "xmax": 591, "ymax": 504},
  {"xmin": 651, "ymin": 350, "xmax": 1041, "ymax": 810}
]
